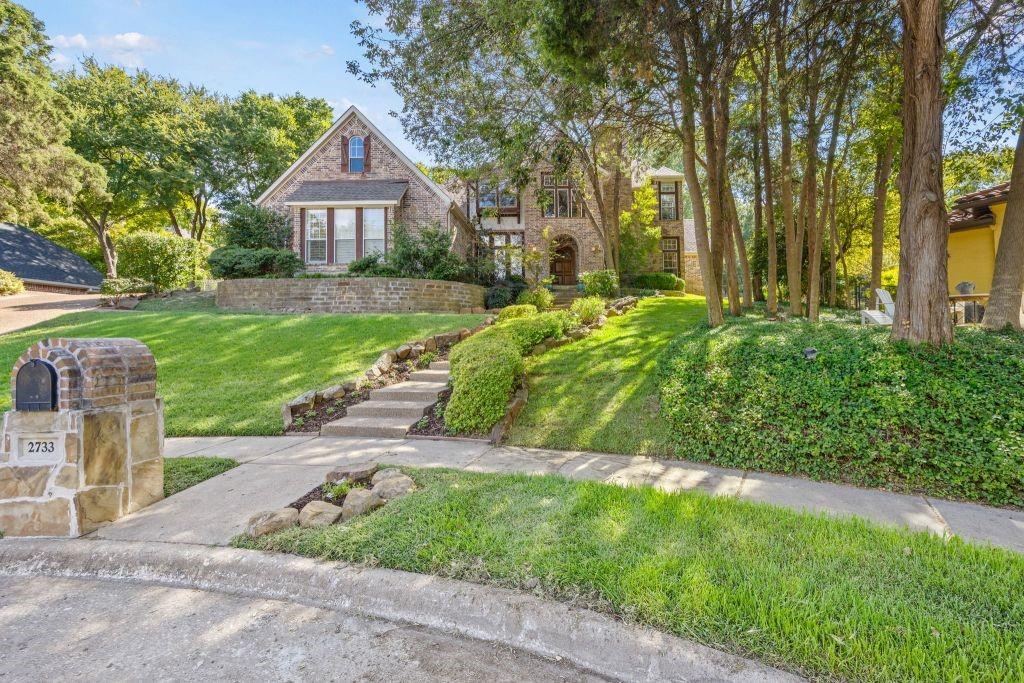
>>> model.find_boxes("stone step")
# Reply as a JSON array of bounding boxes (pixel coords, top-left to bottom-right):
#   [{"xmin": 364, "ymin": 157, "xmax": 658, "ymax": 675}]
[
  {"xmin": 346, "ymin": 399, "xmax": 434, "ymax": 419},
  {"xmin": 320, "ymin": 415, "xmax": 414, "ymax": 438},
  {"xmin": 429, "ymin": 360, "xmax": 450, "ymax": 371},
  {"xmin": 370, "ymin": 380, "xmax": 448, "ymax": 403},
  {"xmin": 408, "ymin": 369, "xmax": 449, "ymax": 383}
]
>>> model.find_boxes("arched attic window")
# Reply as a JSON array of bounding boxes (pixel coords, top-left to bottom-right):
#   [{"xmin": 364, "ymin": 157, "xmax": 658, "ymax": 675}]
[{"xmin": 348, "ymin": 136, "xmax": 365, "ymax": 172}]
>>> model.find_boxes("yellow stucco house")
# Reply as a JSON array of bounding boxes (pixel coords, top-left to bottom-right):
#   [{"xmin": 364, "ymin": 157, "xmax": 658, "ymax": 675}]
[{"xmin": 947, "ymin": 182, "xmax": 1010, "ymax": 294}]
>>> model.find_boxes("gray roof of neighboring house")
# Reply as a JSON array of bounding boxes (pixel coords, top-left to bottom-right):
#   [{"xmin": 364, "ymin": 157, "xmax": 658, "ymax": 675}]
[
  {"xmin": 283, "ymin": 180, "xmax": 410, "ymax": 204},
  {"xmin": 0, "ymin": 222, "xmax": 103, "ymax": 290}
]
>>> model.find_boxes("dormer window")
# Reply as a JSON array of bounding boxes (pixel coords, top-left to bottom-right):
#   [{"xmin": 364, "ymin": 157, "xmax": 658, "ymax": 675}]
[{"xmin": 348, "ymin": 136, "xmax": 365, "ymax": 173}]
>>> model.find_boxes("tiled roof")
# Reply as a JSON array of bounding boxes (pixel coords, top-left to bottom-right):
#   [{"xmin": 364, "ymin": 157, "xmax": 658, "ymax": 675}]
[
  {"xmin": 0, "ymin": 223, "xmax": 103, "ymax": 290},
  {"xmin": 948, "ymin": 182, "xmax": 1010, "ymax": 230},
  {"xmin": 284, "ymin": 180, "xmax": 409, "ymax": 203}
]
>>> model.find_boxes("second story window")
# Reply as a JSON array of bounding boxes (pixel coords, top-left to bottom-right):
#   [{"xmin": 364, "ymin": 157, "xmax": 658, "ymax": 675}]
[
  {"xmin": 479, "ymin": 181, "xmax": 498, "ymax": 208},
  {"xmin": 542, "ymin": 173, "xmax": 577, "ymax": 218},
  {"xmin": 478, "ymin": 181, "xmax": 518, "ymax": 211},
  {"xmin": 348, "ymin": 136, "xmax": 365, "ymax": 173},
  {"xmin": 659, "ymin": 181, "xmax": 679, "ymax": 220}
]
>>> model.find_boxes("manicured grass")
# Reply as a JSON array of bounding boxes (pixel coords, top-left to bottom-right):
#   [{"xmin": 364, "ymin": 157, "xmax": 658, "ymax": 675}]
[
  {"xmin": 237, "ymin": 468, "xmax": 1024, "ymax": 682},
  {"xmin": 164, "ymin": 456, "xmax": 238, "ymax": 496},
  {"xmin": 0, "ymin": 309, "xmax": 485, "ymax": 436},
  {"xmin": 507, "ymin": 295, "xmax": 707, "ymax": 455},
  {"xmin": 659, "ymin": 316, "xmax": 1024, "ymax": 507}
]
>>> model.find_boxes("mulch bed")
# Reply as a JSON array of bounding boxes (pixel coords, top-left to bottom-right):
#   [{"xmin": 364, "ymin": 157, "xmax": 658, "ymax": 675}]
[
  {"xmin": 287, "ymin": 482, "xmax": 367, "ymax": 511},
  {"xmin": 283, "ymin": 345, "xmax": 452, "ymax": 434},
  {"xmin": 407, "ymin": 388, "xmax": 451, "ymax": 437}
]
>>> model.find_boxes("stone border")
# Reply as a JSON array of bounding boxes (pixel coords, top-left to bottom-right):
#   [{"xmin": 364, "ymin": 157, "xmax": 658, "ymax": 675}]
[
  {"xmin": 282, "ymin": 318, "xmax": 495, "ymax": 429},
  {"xmin": 0, "ymin": 539, "xmax": 799, "ymax": 682}
]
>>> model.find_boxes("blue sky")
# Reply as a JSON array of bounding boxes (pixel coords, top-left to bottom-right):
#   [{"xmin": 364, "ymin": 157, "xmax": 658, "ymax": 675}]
[{"xmin": 26, "ymin": 0, "xmax": 427, "ymax": 161}]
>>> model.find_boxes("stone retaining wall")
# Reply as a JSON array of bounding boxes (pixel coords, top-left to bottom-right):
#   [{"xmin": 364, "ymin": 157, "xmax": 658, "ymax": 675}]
[{"xmin": 217, "ymin": 277, "xmax": 486, "ymax": 314}]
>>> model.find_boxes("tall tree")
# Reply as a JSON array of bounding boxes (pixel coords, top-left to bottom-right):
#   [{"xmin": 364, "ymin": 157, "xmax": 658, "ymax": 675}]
[{"xmin": 982, "ymin": 122, "xmax": 1024, "ymax": 329}]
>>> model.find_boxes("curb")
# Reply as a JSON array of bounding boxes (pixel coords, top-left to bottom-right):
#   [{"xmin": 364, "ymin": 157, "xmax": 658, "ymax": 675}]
[{"xmin": 0, "ymin": 538, "xmax": 800, "ymax": 682}]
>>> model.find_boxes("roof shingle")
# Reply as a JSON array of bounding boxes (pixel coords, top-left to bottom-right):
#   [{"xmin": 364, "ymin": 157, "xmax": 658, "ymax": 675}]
[
  {"xmin": 283, "ymin": 180, "xmax": 409, "ymax": 204},
  {"xmin": 0, "ymin": 223, "xmax": 103, "ymax": 290}
]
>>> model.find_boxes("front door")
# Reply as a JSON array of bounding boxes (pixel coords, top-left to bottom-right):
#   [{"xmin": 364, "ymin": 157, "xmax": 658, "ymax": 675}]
[{"xmin": 550, "ymin": 240, "xmax": 577, "ymax": 285}]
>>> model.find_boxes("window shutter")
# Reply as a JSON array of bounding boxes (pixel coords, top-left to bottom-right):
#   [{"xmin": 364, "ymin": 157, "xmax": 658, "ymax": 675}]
[
  {"xmin": 299, "ymin": 208, "xmax": 306, "ymax": 261},
  {"xmin": 364, "ymin": 135, "xmax": 371, "ymax": 172},
  {"xmin": 340, "ymin": 135, "xmax": 349, "ymax": 173}
]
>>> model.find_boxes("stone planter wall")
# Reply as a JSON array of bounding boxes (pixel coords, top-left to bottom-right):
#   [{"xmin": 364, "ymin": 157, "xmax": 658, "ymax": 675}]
[{"xmin": 217, "ymin": 277, "xmax": 487, "ymax": 314}]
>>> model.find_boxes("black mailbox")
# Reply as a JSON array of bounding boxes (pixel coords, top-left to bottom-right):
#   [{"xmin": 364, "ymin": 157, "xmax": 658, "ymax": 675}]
[{"xmin": 15, "ymin": 359, "xmax": 58, "ymax": 411}]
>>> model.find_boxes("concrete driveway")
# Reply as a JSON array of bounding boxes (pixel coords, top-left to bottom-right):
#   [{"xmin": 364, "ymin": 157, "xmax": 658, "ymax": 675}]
[{"xmin": 0, "ymin": 290, "xmax": 101, "ymax": 335}]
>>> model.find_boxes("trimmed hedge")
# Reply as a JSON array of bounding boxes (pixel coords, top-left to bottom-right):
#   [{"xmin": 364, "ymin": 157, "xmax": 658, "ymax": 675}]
[
  {"xmin": 516, "ymin": 287, "xmax": 554, "ymax": 311},
  {"xmin": 118, "ymin": 231, "xmax": 208, "ymax": 293},
  {"xmin": 446, "ymin": 311, "xmax": 572, "ymax": 434},
  {"xmin": 658, "ymin": 318, "xmax": 1024, "ymax": 507},
  {"xmin": 0, "ymin": 269, "xmax": 25, "ymax": 296},
  {"xmin": 208, "ymin": 246, "xmax": 303, "ymax": 279},
  {"xmin": 498, "ymin": 304, "xmax": 537, "ymax": 322},
  {"xmin": 631, "ymin": 271, "xmax": 685, "ymax": 292}
]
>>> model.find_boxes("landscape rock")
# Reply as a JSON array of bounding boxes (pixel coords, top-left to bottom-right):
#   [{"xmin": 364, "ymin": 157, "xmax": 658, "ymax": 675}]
[
  {"xmin": 326, "ymin": 462, "xmax": 379, "ymax": 485},
  {"xmin": 371, "ymin": 468, "xmax": 406, "ymax": 485},
  {"xmin": 395, "ymin": 344, "xmax": 413, "ymax": 360},
  {"xmin": 375, "ymin": 351, "xmax": 397, "ymax": 373},
  {"xmin": 606, "ymin": 308, "xmax": 621, "ymax": 318},
  {"xmin": 281, "ymin": 403, "xmax": 294, "ymax": 429},
  {"xmin": 594, "ymin": 315, "xmax": 608, "ymax": 327},
  {"xmin": 245, "ymin": 508, "xmax": 298, "ymax": 538},
  {"xmin": 484, "ymin": 316, "xmax": 496, "ymax": 325},
  {"xmin": 472, "ymin": 307, "xmax": 486, "ymax": 314},
  {"xmin": 322, "ymin": 384, "xmax": 346, "ymax": 401},
  {"xmin": 422, "ymin": 337, "xmax": 437, "ymax": 353},
  {"xmin": 299, "ymin": 500, "xmax": 343, "ymax": 528},
  {"xmin": 569, "ymin": 328, "xmax": 591, "ymax": 340},
  {"xmin": 116, "ymin": 297, "xmax": 140, "ymax": 310},
  {"xmin": 288, "ymin": 390, "xmax": 317, "ymax": 414},
  {"xmin": 369, "ymin": 474, "xmax": 415, "ymax": 504},
  {"xmin": 341, "ymin": 488, "xmax": 382, "ymax": 521},
  {"xmin": 409, "ymin": 343, "xmax": 425, "ymax": 358},
  {"xmin": 531, "ymin": 343, "xmax": 548, "ymax": 355},
  {"xmin": 458, "ymin": 328, "xmax": 472, "ymax": 340},
  {"xmin": 548, "ymin": 337, "xmax": 571, "ymax": 348}
]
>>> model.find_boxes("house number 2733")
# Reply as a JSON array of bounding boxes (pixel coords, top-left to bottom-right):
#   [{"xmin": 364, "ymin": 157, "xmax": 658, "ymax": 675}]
[{"xmin": 26, "ymin": 441, "xmax": 56, "ymax": 454}]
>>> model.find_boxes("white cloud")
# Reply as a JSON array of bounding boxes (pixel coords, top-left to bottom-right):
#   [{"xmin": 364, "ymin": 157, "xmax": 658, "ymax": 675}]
[
  {"xmin": 299, "ymin": 43, "xmax": 335, "ymax": 60},
  {"xmin": 96, "ymin": 32, "xmax": 159, "ymax": 51},
  {"xmin": 49, "ymin": 52, "xmax": 72, "ymax": 68},
  {"xmin": 50, "ymin": 33, "xmax": 89, "ymax": 49}
]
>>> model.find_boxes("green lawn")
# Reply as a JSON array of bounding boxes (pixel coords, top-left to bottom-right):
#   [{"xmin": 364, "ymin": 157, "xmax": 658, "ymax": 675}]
[
  {"xmin": 237, "ymin": 468, "xmax": 1024, "ymax": 682},
  {"xmin": 164, "ymin": 456, "xmax": 238, "ymax": 496},
  {"xmin": 0, "ymin": 308, "xmax": 484, "ymax": 436},
  {"xmin": 507, "ymin": 295, "xmax": 706, "ymax": 454}
]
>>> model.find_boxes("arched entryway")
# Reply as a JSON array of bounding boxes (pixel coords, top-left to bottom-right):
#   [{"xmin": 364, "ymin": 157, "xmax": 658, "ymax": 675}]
[{"xmin": 550, "ymin": 236, "xmax": 578, "ymax": 286}]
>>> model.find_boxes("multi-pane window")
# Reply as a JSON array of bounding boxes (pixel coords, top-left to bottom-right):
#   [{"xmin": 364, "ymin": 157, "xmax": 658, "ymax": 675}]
[
  {"xmin": 489, "ymin": 232, "xmax": 524, "ymax": 280},
  {"xmin": 478, "ymin": 181, "xmax": 518, "ymax": 210},
  {"xmin": 661, "ymin": 237, "xmax": 680, "ymax": 275},
  {"xmin": 479, "ymin": 181, "xmax": 498, "ymax": 208},
  {"xmin": 363, "ymin": 208, "xmax": 386, "ymax": 255},
  {"xmin": 542, "ymin": 173, "xmax": 577, "ymax": 218},
  {"xmin": 659, "ymin": 181, "xmax": 679, "ymax": 220},
  {"xmin": 305, "ymin": 209, "xmax": 327, "ymax": 263},
  {"xmin": 348, "ymin": 136, "xmax": 365, "ymax": 173},
  {"xmin": 334, "ymin": 209, "xmax": 357, "ymax": 265}
]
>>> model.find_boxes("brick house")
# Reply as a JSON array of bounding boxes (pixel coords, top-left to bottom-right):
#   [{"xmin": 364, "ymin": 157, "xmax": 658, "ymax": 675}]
[{"xmin": 259, "ymin": 106, "xmax": 705, "ymax": 292}]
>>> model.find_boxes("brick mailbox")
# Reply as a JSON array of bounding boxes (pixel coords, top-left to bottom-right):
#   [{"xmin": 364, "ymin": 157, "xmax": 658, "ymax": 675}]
[{"xmin": 0, "ymin": 338, "xmax": 164, "ymax": 537}]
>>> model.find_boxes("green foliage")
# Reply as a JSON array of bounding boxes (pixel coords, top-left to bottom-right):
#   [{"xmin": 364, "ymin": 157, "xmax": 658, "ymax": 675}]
[
  {"xmin": 345, "ymin": 253, "xmax": 401, "ymax": 277},
  {"xmin": 416, "ymin": 349, "xmax": 438, "ymax": 369},
  {"xmin": 240, "ymin": 467, "xmax": 1024, "ymax": 683},
  {"xmin": 345, "ymin": 223, "xmax": 491, "ymax": 284},
  {"xmin": 619, "ymin": 185, "xmax": 660, "ymax": 276},
  {"xmin": 446, "ymin": 331, "xmax": 525, "ymax": 433},
  {"xmin": 658, "ymin": 318, "xmax": 1024, "ymax": 507},
  {"xmin": 630, "ymin": 271, "xmax": 685, "ymax": 291},
  {"xmin": 223, "ymin": 204, "xmax": 291, "ymax": 249},
  {"xmin": 164, "ymin": 457, "xmax": 237, "ymax": 497},
  {"xmin": 99, "ymin": 277, "xmax": 151, "ymax": 306},
  {"xmin": 578, "ymin": 269, "xmax": 619, "ymax": 298},
  {"xmin": 0, "ymin": 269, "xmax": 25, "ymax": 295},
  {"xmin": 117, "ymin": 231, "xmax": 208, "ymax": 292},
  {"xmin": 497, "ymin": 304, "xmax": 538, "ymax": 322},
  {"xmin": 569, "ymin": 296, "xmax": 604, "ymax": 324},
  {"xmin": 322, "ymin": 481, "xmax": 351, "ymax": 502},
  {"xmin": 516, "ymin": 287, "xmax": 554, "ymax": 311},
  {"xmin": 207, "ymin": 246, "xmax": 302, "ymax": 279},
  {"xmin": 494, "ymin": 311, "xmax": 571, "ymax": 355},
  {"xmin": 485, "ymin": 279, "xmax": 527, "ymax": 308}
]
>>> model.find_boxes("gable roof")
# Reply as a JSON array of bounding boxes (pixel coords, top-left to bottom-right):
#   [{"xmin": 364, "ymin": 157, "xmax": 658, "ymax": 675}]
[
  {"xmin": 0, "ymin": 223, "xmax": 103, "ymax": 290},
  {"xmin": 255, "ymin": 105, "xmax": 453, "ymax": 208},
  {"xmin": 948, "ymin": 181, "xmax": 1011, "ymax": 231},
  {"xmin": 282, "ymin": 180, "xmax": 409, "ymax": 204}
]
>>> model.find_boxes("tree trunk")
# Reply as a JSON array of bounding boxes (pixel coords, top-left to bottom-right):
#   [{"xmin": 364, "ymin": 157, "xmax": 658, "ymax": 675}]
[
  {"xmin": 728, "ymin": 185, "xmax": 754, "ymax": 307},
  {"xmin": 776, "ymin": 39, "xmax": 801, "ymax": 316},
  {"xmin": 76, "ymin": 205, "xmax": 118, "ymax": 278},
  {"xmin": 752, "ymin": 142, "xmax": 765, "ymax": 302},
  {"xmin": 724, "ymin": 211, "xmax": 742, "ymax": 315},
  {"xmin": 805, "ymin": 73, "xmax": 823, "ymax": 322},
  {"xmin": 892, "ymin": 0, "xmax": 952, "ymax": 344},
  {"xmin": 870, "ymin": 141, "xmax": 896, "ymax": 307},
  {"xmin": 758, "ymin": 72, "xmax": 779, "ymax": 315},
  {"xmin": 982, "ymin": 121, "xmax": 1024, "ymax": 330}
]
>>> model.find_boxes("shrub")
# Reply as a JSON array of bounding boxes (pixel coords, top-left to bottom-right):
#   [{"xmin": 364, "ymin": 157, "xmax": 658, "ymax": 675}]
[
  {"xmin": 579, "ymin": 269, "xmax": 619, "ymax": 298},
  {"xmin": 118, "ymin": 232, "xmax": 208, "ymax": 292},
  {"xmin": 658, "ymin": 319, "xmax": 1024, "ymax": 507},
  {"xmin": 619, "ymin": 184, "xmax": 660, "ymax": 276},
  {"xmin": 631, "ymin": 272, "xmax": 685, "ymax": 291},
  {"xmin": 498, "ymin": 304, "xmax": 538, "ymax": 322},
  {"xmin": 0, "ymin": 269, "xmax": 25, "ymax": 295},
  {"xmin": 345, "ymin": 222, "xmax": 490, "ymax": 284},
  {"xmin": 223, "ymin": 204, "xmax": 291, "ymax": 249},
  {"xmin": 496, "ymin": 311, "xmax": 571, "ymax": 354},
  {"xmin": 346, "ymin": 253, "xmax": 402, "ymax": 278},
  {"xmin": 486, "ymin": 279, "xmax": 527, "ymax": 309},
  {"xmin": 446, "ymin": 331, "xmax": 525, "ymax": 434},
  {"xmin": 570, "ymin": 296, "xmax": 605, "ymax": 324},
  {"xmin": 99, "ymin": 277, "xmax": 151, "ymax": 306},
  {"xmin": 207, "ymin": 246, "xmax": 303, "ymax": 279},
  {"xmin": 516, "ymin": 287, "xmax": 554, "ymax": 311}
]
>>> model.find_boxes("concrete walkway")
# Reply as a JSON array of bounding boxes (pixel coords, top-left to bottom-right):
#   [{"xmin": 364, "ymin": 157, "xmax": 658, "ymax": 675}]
[{"xmin": 130, "ymin": 435, "xmax": 1024, "ymax": 553}]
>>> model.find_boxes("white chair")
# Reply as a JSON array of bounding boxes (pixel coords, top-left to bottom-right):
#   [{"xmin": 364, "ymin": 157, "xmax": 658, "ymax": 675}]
[{"xmin": 861, "ymin": 288, "xmax": 894, "ymax": 326}]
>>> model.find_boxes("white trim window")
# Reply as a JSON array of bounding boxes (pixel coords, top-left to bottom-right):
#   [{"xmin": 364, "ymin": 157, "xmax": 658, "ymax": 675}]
[
  {"xmin": 334, "ymin": 208, "xmax": 356, "ymax": 265},
  {"xmin": 348, "ymin": 136, "xmax": 365, "ymax": 173},
  {"xmin": 305, "ymin": 209, "xmax": 327, "ymax": 263},
  {"xmin": 363, "ymin": 207, "xmax": 385, "ymax": 256}
]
